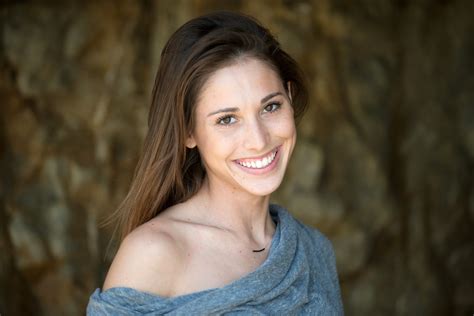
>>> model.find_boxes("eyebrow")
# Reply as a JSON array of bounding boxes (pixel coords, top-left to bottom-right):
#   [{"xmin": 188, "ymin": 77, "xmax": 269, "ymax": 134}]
[{"xmin": 206, "ymin": 91, "xmax": 284, "ymax": 117}]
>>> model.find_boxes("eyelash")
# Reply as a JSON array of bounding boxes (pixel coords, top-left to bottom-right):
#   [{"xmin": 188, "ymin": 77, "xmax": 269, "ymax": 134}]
[
  {"xmin": 216, "ymin": 114, "xmax": 236, "ymax": 125},
  {"xmin": 263, "ymin": 101, "xmax": 282, "ymax": 113},
  {"xmin": 215, "ymin": 102, "xmax": 282, "ymax": 126}
]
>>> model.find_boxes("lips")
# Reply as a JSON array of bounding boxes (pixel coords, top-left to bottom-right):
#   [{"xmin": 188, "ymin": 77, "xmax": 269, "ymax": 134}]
[{"xmin": 233, "ymin": 146, "xmax": 281, "ymax": 173}]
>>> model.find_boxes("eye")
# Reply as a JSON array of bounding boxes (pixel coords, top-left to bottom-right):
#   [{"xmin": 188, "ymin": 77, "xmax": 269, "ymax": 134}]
[
  {"xmin": 263, "ymin": 102, "xmax": 281, "ymax": 113},
  {"xmin": 216, "ymin": 115, "xmax": 237, "ymax": 125}
]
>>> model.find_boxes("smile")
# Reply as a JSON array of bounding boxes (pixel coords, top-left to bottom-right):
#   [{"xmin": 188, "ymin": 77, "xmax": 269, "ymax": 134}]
[{"xmin": 235, "ymin": 147, "xmax": 280, "ymax": 170}]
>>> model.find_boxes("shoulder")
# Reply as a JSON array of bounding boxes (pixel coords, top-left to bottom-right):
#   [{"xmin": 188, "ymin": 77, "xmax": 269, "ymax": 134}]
[
  {"xmin": 290, "ymin": 213, "xmax": 340, "ymax": 283},
  {"xmin": 300, "ymin": 221, "xmax": 334, "ymax": 252},
  {"xmin": 276, "ymin": 204, "xmax": 336, "ymax": 263},
  {"xmin": 102, "ymin": 217, "xmax": 186, "ymax": 297},
  {"xmin": 273, "ymin": 205, "xmax": 343, "ymax": 308},
  {"xmin": 296, "ymin": 217, "xmax": 336, "ymax": 261}
]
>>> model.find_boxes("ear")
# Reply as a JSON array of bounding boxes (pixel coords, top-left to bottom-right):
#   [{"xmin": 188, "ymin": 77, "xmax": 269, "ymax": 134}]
[
  {"xmin": 287, "ymin": 81, "xmax": 293, "ymax": 103},
  {"xmin": 185, "ymin": 134, "xmax": 197, "ymax": 149}
]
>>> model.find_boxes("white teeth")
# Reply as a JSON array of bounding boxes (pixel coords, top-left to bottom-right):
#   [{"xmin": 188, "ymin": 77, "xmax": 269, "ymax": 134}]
[{"xmin": 237, "ymin": 149, "xmax": 277, "ymax": 169}]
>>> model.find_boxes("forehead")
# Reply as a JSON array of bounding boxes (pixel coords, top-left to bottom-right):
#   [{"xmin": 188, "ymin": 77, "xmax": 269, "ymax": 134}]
[{"xmin": 196, "ymin": 58, "xmax": 284, "ymax": 111}]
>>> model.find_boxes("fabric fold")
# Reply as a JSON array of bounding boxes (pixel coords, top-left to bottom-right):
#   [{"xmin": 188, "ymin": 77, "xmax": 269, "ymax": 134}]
[{"xmin": 87, "ymin": 204, "xmax": 344, "ymax": 315}]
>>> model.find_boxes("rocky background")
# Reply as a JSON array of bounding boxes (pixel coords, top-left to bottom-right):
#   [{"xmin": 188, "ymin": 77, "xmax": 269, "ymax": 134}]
[{"xmin": 1, "ymin": 0, "xmax": 473, "ymax": 315}]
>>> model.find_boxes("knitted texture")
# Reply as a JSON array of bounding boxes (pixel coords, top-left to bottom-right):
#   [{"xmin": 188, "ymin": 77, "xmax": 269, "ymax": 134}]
[{"xmin": 87, "ymin": 205, "xmax": 344, "ymax": 315}]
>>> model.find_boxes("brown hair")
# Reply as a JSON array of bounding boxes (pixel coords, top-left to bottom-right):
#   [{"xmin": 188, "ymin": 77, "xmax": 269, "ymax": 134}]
[{"xmin": 108, "ymin": 11, "xmax": 308, "ymax": 242}]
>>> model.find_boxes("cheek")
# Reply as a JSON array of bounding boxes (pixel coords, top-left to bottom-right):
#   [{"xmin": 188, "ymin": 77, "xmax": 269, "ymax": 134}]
[
  {"xmin": 195, "ymin": 127, "xmax": 238, "ymax": 162},
  {"xmin": 270, "ymin": 112, "xmax": 297, "ymax": 139}
]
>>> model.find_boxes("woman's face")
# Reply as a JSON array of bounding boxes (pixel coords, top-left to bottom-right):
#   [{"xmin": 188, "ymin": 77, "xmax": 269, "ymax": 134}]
[{"xmin": 187, "ymin": 58, "xmax": 296, "ymax": 197}]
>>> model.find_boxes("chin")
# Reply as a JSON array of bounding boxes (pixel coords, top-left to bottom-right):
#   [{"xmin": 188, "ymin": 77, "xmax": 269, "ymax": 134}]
[{"xmin": 236, "ymin": 174, "xmax": 285, "ymax": 197}]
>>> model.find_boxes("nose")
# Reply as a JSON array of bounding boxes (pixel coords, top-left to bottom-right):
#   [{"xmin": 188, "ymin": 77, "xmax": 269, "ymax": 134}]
[{"xmin": 243, "ymin": 118, "xmax": 269, "ymax": 151}]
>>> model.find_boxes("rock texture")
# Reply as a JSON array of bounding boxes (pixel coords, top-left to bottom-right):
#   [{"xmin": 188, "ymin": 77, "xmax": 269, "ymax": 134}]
[{"xmin": 1, "ymin": 1, "xmax": 473, "ymax": 315}]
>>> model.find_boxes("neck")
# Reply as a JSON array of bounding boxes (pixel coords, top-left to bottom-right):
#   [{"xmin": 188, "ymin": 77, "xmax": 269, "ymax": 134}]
[{"xmin": 191, "ymin": 177, "xmax": 274, "ymax": 246}]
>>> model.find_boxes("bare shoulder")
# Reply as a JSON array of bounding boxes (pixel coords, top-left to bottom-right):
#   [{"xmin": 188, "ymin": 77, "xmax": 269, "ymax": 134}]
[{"xmin": 102, "ymin": 217, "xmax": 185, "ymax": 297}]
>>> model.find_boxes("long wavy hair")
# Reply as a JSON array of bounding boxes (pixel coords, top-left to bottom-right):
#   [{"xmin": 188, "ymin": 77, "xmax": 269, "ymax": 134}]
[{"xmin": 108, "ymin": 11, "xmax": 308, "ymax": 242}]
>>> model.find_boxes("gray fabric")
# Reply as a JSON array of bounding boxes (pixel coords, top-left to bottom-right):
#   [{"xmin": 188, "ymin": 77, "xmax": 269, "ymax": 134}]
[{"xmin": 87, "ymin": 204, "xmax": 344, "ymax": 315}]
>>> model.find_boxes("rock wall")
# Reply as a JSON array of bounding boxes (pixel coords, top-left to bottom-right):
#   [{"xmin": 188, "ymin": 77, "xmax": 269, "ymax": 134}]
[{"xmin": 1, "ymin": 1, "xmax": 473, "ymax": 315}]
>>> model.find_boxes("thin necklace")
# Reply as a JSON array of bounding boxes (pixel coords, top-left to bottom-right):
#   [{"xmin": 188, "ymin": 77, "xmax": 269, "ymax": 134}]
[{"xmin": 252, "ymin": 247, "xmax": 265, "ymax": 253}]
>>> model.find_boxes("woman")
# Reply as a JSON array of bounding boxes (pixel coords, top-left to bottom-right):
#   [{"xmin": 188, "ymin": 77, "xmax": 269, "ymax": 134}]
[{"xmin": 88, "ymin": 11, "xmax": 343, "ymax": 315}]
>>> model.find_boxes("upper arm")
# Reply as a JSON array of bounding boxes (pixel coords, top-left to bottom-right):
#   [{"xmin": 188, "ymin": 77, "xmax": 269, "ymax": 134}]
[{"xmin": 102, "ymin": 224, "xmax": 184, "ymax": 297}]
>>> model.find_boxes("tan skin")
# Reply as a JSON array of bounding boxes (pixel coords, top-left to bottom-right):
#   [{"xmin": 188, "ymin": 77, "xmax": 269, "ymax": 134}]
[{"xmin": 103, "ymin": 58, "xmax": 296, "ymax": 297}]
